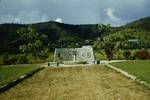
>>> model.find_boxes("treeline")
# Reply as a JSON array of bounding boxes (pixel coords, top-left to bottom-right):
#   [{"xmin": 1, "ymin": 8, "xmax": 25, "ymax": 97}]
[
  {"xmin": 0, "ymin": 17, "xmax": 150, "ymax": 63},
  {"xmin": 0, "ymin": 21, "xmax": 108, "ymax": 54},
  {"xmin": 94, "ymin": 28, "xmax": 150, "ymax": 50},
  {"xmin": 94, "ymin": 17, "xmax": 150, "ymax": 50}
]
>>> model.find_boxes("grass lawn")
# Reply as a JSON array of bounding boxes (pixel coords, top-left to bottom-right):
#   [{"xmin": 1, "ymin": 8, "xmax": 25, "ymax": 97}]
[
  {"xmin": 0, "ymin": 64, "xmax": 41, "ymax": 87},
  {"xmin": 111, "ymin": 60, "xmax": 150, "ymax": 84}
]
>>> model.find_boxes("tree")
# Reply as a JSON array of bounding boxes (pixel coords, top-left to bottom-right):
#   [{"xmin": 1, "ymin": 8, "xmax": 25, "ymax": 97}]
[
  {"xmin": 105, "ymin": 49, "xmax": 113, "ymax": 61},
  {"xmin": 98, "ymin": 24, "xmax": 111, "ymax": 34},
  {"xmin": 57, "ymin": 32, "xmax": 77, "ymax": 48},
  {"xmin": 17, "ymin": 25, "xmax": 48, "ymax": 58},
  {"xmin": 104, "ymin": 42, "xmax": 115, "ymax": 61}
]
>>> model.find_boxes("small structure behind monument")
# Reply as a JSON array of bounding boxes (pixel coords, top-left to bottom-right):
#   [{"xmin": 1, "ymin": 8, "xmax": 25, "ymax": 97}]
[{"xmin": 53, "ymin": 46, "xmax": 95, "ymax": 65}]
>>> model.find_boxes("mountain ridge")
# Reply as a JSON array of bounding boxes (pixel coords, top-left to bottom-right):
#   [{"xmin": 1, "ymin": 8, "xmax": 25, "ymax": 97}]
[{"xmin": 0, "ymin": 17, "xmax": 150, "ymax": 54}]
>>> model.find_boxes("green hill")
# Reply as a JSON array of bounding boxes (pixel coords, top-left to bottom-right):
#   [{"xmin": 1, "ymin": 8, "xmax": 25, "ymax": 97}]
[
  {"xmin": 121, "ymin": 17, "xmax": 150, "ymax": 31},
  {"xmin": 94, "ymin": 17, "xmax": 150, "ymax": 50},
  {"xmin": 0, "ymin": 17, "xmax": 150, "ymax": 54},
  {"xmin": 0, "ymin": 22, "xmax": 103, "ymax": 54}
]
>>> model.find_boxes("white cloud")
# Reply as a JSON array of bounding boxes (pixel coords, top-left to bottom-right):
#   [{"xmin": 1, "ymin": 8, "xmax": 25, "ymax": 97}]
[
  {"xmin": 55, "ymin": 18, "xmax": 63, "ymax": 23},
  {"xmin": 0, "ymin": 10, "xmax": 49, "ymax": 24},
  {"xmin": 14, "ymin": 18, "xmax": 20, "ymax": 23},
  {"xmin": 104, "ymin": 8, "xmax": 120, "ymax": 21},
  {"xmin": 0, "ymin": 0, "xmax": 149, "ymax": 26}
]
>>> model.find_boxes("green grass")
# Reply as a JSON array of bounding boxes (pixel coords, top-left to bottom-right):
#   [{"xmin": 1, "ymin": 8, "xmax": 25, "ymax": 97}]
[
  {"xmin": 0, "ymin": 64, "xmax": 41, "ymax": 86},
  {"xmin": 111, "ymin": 60, "xmax": 150, "ymax": 84}
]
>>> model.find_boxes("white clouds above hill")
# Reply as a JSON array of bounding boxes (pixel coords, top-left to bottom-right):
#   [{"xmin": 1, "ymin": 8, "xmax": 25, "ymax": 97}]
[{"xmin": 0, "ymin": 0, "xmax": 149, "ymax": 26}]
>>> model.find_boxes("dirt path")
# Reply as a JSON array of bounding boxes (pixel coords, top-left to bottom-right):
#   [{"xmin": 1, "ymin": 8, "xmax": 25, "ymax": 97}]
[{"xmin": 0, "ymin": 65, "xmax": 150, "ymax": 100}]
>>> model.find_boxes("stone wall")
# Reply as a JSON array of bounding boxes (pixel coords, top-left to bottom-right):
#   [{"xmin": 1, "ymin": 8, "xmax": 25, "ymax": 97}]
[{"xmin": 54, "ymin": 46, "xmax": 95, "ymax": 64}]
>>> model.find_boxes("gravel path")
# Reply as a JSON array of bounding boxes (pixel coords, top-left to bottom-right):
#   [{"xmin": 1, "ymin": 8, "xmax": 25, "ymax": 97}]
[{"xmin": 0, "ymin": 65, "xmax": 150, "ymax": 100}]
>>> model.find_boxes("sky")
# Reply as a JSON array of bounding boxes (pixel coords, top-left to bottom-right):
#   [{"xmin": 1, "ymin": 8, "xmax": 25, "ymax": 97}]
[{"xmin": 0, "ymin": 0, "xmax": 150, "ymax": 26}]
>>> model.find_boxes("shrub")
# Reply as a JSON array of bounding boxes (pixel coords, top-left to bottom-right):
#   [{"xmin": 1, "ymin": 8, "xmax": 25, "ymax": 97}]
[
  {"xmin": 0, "ymin": 56, "xmax": 2, "ymax": 65},
  {"xmin": 134, "ymin": 50, "xmax": 150, "ymax": 60},
  {"xmin": 95, "ymin": 51, "xmax": 106, "ymax": 60},
  {"xmin": 123, "ymin": 50, "xmax": 131, "ymax": 60},
  {"xmin": 2, "ymin": 55, "xmax": 18, "ymax": 65},
  {"xmin": 46, "ymin": 52, "xmax": 55, "ymax": 62},
  {"xmin": 113, "ymin": 50, "xmax": 124, "ymax": 60},
  {"xmin": 1, "ymin": 54, "xmax": 29, "ymax": 65},
  {"xmin": 17, "ymin": 55, "xmax": 29, "ymax": 64},
  {"xmin": 2, "ymin": 54, "xmax": 9, "ymax": 65}
]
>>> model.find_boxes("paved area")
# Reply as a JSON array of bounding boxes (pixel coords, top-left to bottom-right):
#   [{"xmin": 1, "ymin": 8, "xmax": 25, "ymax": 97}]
[
  {"xmin": 100, "ymin": 60, "xmax": 126, "ymax": 64},
  {"xmin": 0, "ymin": 65, "xmax": 150, "ymax": 100}
]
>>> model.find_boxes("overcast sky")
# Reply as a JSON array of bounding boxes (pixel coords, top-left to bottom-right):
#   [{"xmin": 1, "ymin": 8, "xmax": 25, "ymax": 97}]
[{"xmin": 0, "ymin": 0, "xmax": 150, "ymax": 26}]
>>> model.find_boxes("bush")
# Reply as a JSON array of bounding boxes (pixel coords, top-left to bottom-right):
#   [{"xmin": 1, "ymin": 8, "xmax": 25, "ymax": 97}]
[
  {"xmin": 134, "ymin": 50, "xmax": 150, "ymax": 60},
  {"xmin": 113, "ymin": 50, "xmax": 124, "ymax": 60},
  {"xmin": 1, "ymin": 54, "xmax": 29, "ymax": 65},
  {"xmin": 123, "ymin": 50, "xmax": 131, "ymax": 60},
  {"xmin": 17, "ymin": 55, "xmax": 29, "ymax": 64},
  {"xmin": 1, "ymin": 54, "xmax": 8, "ymax": 65},
  {"xmin": 45, "ymin": 52, "xmax": 54, "ymax": 62},
  {"xmin": 95, "ymin": 51, "xmax": 106, "ymax": 60},
  {"xmin": 2, "ymin": 55, "xmax": 18, "ymax": 65},
  {"xmin": 0, "ymin": 52, "xmax": 52, "ymax": 65}
]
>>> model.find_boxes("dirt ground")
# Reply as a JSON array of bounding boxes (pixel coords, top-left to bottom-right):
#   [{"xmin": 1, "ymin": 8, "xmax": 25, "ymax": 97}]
[{"xmin": 0, "ymin": 65, "xmax": 150, "ymax": 100}]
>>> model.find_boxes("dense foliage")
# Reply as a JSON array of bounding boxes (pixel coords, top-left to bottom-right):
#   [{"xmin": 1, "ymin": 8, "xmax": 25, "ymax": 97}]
[
  {"xmin": 0, "ymin": 22, "xmax": 107, "ymax": 53},
  {"xmin": 134, "ymin": 50, "xmax": 150, "ymax": 60},
  {"xmin": 0, "ymin": 17, "xmax": 150, "ymax": 64},
  {"xmin": 94, "ymin": 17, "xmax": 150, "ymax": 50},
  {"xmin": 17, "ymin": 25, "xmax": 48, "ymax": 58}
]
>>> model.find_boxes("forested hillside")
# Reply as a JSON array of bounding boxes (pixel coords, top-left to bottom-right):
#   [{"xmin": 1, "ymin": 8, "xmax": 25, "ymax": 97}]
[
  {"xmin": 0, "ymin": 17, "xmax": 150, "ymax": 54},
  {"xmin": 0, "ymin": 21, "xmax": 105, "ymax": 54},
  {"xmin": 94, "ymin": 17, "xmax": 150, "ymax": 50}
]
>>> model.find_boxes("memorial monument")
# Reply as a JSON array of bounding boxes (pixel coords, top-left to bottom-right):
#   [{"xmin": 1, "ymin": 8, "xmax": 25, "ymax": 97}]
[{"xmin": 54, "ymin": 46, "xmax": 95, "ymax": 65}]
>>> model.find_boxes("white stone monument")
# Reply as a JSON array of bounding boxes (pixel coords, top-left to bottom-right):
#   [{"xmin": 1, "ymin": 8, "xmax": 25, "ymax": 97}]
[{"xmin": 54, "ymin": 46, "xmax": 95, "ymax": 64}]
